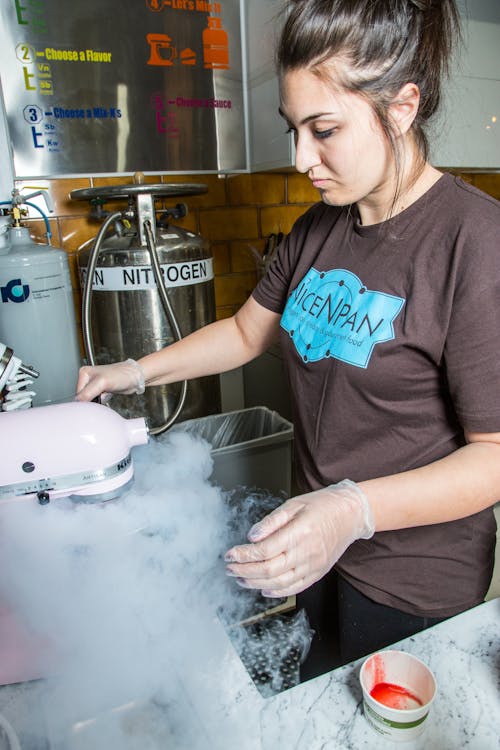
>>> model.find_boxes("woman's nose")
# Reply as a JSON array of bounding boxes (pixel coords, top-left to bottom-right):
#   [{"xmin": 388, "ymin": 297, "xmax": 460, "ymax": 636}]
[{"xmin": 294, "ymin": 133, "xmax": 321, "ymax": 174}]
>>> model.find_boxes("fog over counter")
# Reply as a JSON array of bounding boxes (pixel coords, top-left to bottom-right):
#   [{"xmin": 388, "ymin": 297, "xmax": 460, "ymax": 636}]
[{"xmin": 0, "ymin": 430, "xmax": 310, "ymax": 748}]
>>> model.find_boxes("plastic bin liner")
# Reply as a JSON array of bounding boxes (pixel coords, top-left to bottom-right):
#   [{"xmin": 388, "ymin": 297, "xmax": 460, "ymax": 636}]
[
  {"xmin": 170, "ymin": 406, "xmax": 293, "ymax": 495},
  {"xmin": 177, "ymin": 406, "xmax": 291, "ymax": 449}
]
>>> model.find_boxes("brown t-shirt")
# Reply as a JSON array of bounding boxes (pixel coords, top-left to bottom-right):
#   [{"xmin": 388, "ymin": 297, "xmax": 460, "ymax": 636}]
[{"xmin": 252, "ymin": 173, "xmax": 500, "ymax": 617}]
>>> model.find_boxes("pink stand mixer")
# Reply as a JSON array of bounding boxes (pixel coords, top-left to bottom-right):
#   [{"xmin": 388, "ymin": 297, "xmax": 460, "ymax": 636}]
[{"xmin": 0, "ymin": 401, "xmax": 149, "ymax": 685}]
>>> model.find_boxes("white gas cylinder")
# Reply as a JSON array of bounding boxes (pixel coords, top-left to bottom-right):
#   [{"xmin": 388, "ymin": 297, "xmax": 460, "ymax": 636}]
[{"xmin": 0, "ymin": 227, "xmax": 81, "ymax": 405}]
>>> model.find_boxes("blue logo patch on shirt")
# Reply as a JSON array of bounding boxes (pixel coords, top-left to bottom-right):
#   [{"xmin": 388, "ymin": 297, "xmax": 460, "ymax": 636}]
[{"xmin": 281, "ymin": 268, "xmax": 405, "ymax": 368}]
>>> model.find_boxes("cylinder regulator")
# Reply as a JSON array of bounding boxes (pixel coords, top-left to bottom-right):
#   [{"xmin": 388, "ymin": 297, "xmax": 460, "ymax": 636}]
[{"xmin": 70, "ymin": 179, "xmax": 221, "ymax": 434}]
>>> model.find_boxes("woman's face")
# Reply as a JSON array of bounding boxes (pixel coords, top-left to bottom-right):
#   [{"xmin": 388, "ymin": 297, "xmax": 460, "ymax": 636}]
[{"xmin": 280, "ymin": 68, "xmax": 395, "ymax": 222}]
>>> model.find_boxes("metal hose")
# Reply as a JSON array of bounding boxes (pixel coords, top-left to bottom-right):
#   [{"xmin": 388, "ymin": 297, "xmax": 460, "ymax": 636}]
[
  {"xmin": 143, "ymin": 219, "xmax": 188, "ymax": 435},
  {"xmin": 82, "ymin": 210, "xmax": 188, "ymax": 434},
  {"xmin": 82, "ymin": 210, "xmax": 122, "ymax": 366}
]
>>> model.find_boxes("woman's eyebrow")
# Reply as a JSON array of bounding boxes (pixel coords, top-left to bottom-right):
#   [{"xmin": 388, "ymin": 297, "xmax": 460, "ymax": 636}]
[{"xmin": 278, "ymin": 107, "xmax": 339, "ymax": 125}]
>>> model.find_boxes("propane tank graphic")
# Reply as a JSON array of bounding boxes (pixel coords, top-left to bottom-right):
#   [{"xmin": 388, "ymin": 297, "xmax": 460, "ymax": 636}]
[
  {"xmin": 0, "ymin": 192, "xmax": 81, "ymax": 406},
  {"xmin": 203, "ymin": 16, "xmax": 229, "ymax": 70}
]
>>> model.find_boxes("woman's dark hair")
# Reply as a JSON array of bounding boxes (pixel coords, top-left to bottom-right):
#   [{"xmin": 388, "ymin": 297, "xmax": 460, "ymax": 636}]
[{"xmin": 277, "ymin": 0, "xmax": 461, "ymax": 178}]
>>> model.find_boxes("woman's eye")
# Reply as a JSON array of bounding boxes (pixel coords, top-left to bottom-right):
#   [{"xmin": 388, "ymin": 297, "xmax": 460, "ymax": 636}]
[{"xmin": 314, "ymin": 128, "xmax": 336, "ymax": 139}]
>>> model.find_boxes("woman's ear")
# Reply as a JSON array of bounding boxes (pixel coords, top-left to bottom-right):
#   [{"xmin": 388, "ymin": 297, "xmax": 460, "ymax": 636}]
[{"xmin": 389, "ymin": 83, "xmax": 420, "ymax": 136}]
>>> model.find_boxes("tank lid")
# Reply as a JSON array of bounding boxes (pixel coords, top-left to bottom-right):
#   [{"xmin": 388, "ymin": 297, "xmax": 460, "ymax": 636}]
[{"xmin": 70, "ymin": 183, "xmax": 208, "ymax": 202}]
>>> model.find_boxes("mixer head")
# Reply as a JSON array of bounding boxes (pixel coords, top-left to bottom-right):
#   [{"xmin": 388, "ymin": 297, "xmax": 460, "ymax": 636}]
[{"xmin": 0, "ymin": 401, "xmax": 148, "ymax": 505}]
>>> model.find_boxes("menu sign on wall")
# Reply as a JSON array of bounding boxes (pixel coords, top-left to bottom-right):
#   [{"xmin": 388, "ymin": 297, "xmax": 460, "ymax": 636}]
[{"xmin": 0, "ymin": 0, "xmax": 246, "ymax": 176}]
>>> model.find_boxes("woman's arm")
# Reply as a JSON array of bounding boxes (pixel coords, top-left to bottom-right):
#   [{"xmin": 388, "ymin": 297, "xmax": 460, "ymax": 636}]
[
  {"xmin": 76, "ymin": 296, "xmax": 281, "ymax": 401},
  {"xmin": 224, "ymin": 432, "xmax": 500, "ymax": 597},
  {"xmin": 141, "ymin": 295, "xmax": 281, "ymax": 385},
  {"xmin": 361, "ymin": 430, "xmax": 500, "ymax": 530}
]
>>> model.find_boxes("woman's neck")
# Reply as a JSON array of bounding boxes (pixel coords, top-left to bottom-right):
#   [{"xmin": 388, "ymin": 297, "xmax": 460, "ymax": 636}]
[{"xmin": 357, "ymin": 157, "xmax": 443, "ymax": 227}]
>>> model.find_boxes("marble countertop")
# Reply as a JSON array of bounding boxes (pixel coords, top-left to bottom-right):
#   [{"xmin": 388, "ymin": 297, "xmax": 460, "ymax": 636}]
[
  {"xmin": 260, "ymin": 596, "xmax": 500, "ymax": 750},
  {"xmin": 0, "ymin": 596, "xmax": 498, "ymax": 750}
]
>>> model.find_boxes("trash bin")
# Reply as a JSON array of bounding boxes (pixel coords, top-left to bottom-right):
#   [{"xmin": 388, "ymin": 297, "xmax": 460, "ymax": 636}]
[{"xmin": 170, "ymin": 406, "xmax": 293, "ymax": 496}]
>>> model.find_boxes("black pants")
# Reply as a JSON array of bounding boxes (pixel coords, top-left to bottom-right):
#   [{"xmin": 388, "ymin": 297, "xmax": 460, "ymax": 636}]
[{"xmin": 297, "ymin": 569, "xmax": 448, "ymax": 682}]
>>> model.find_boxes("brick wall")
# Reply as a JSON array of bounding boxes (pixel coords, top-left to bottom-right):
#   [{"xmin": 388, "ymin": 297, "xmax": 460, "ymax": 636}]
[{"xmin": 15, "ymin": 170, "xmax": 500, "ymax": 334}]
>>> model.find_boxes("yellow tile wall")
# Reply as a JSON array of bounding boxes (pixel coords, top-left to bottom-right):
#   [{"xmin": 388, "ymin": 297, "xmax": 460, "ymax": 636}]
[{"xmin": 14, "ymin": 170, "xmax": 500, "ymax": 332}]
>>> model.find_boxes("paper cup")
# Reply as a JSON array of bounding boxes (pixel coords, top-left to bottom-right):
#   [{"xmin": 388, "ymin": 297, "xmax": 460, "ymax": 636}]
[{"xmin": 360, "ymin": 650, "xmax": 436, "ymax": 742}]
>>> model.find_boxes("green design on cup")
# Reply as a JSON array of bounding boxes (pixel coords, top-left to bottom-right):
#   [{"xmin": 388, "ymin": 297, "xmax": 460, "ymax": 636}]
[{"xmin": 365, "ymin": 701, "xmax": 429, "ymax": 729}]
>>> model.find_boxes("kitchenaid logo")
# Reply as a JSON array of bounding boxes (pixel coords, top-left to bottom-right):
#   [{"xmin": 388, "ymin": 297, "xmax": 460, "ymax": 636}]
[
  {"xmin": 81, "ymin": 258, "xmax": 214, "ymax": 290},
  {"xmin": 116, "ymin": 456, "xmax": 131, "ymax": 472},
  {"xmin": 1, "ymin": 279, "xmax": 30, "ymax": 303},
  {"xmin": 281, "ymin": 268, "xmax": 405, "ymax": 368}
]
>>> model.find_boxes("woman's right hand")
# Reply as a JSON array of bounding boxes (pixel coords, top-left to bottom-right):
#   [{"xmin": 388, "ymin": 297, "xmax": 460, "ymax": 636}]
[{"xmin": 75, "ymin": 359, "xmax": 146, "ymax": 402}]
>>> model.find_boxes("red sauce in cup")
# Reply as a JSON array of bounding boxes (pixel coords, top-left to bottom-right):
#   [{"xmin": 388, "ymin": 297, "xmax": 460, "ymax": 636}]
[{"xmin": 370, "ymin": 682, "xmax": 423, "ymax": 710}]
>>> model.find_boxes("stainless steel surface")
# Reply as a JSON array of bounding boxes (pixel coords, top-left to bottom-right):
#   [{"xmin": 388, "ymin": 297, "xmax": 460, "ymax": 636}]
[
  {"xmin": 143, "ymin": 218, "xmax": 188, "ymax": 434},
  {"xmin": 0, "ymin": 346, "xmax": 14, "ymax": 378},
  {"xmin": 77, "ymin": 188, "xmax": 220, "ymax": 429},
  {"xmin": 17, "ymin": 362, "xmax": 39, "ymax": 379},
  {"xmin": 0, "ymin": 0, "xmax": 246, "ymax": 176}
]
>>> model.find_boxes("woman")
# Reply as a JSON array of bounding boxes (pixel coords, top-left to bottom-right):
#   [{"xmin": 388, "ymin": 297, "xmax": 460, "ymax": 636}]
[{"xmin": 77, "ymin": 0, "xmax": 500, "ymax": 675}]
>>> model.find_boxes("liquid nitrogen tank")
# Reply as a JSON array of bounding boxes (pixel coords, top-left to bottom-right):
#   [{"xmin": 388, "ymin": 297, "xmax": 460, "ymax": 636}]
[{"xmin": 71, "ymin": 181, "xmax": 221, "ymax": 433}]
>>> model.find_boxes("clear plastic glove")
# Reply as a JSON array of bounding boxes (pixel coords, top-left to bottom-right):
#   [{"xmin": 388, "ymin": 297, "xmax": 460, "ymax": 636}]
[
  {"xmin": 224, "ymin": 479, "xmax": 375, "ymax": 598},
  {"xmin": 75, "ymin": 359, "xmax": 146, "ymax": 402}
]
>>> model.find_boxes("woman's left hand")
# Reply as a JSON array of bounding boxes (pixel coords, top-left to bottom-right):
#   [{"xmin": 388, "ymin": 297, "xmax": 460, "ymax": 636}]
[{"xmin": 224, "ymin": 479, "xmax": 375, "ymax": 597}]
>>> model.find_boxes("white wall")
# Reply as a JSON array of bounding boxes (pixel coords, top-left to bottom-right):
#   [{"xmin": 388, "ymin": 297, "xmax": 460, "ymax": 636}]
[
  {"xmin": 247, "ymin": 0, "xmax": 500, "ymax": 171},
  {"xmin": 430, "ymin": 3, "xmax": 500, "ymax": 168},
  {"xmin": 0, "ymin": 84, "xmax": 14, "ymax": 200}
]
